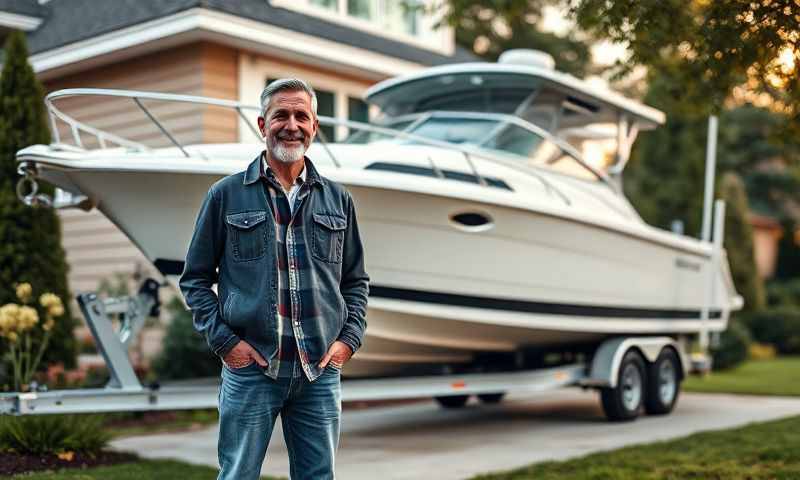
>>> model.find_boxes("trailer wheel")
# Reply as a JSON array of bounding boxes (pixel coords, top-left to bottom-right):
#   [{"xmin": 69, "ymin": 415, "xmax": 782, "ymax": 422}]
[
  {"xmin": 435, "ymin": 395, "xmax": 470, "ymax": 408},
  {"xmin": 477, "ymin": 393, "xmax": 505, "ymax": 404},
  {"xmin": 601, "ymin": 349, "xmax": 645, "ymax": 422},
  {"xmin": 644, "ymin": 348, "xmax": 681, "ymax": 415}
]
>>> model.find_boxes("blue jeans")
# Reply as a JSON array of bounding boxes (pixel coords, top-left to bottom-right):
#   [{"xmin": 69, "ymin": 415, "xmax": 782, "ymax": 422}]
[{"xmin": 217, "ymin": 361, "xmax": 342, "ymax": 480}]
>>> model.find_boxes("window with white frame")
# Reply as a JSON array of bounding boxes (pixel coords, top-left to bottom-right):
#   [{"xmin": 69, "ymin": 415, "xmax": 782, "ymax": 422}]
[{"xmin": 306, "ymin": 0, "xmax": 421, "ymax": 37}]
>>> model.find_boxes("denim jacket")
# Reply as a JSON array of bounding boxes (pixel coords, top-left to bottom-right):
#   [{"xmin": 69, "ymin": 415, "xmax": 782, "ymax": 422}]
[{"xmin": 179, "ymin": 154, "xmax": 369, "ymax": 381}]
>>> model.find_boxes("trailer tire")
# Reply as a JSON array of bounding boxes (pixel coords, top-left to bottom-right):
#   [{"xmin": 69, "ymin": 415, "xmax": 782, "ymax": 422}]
[
  {"xmin": 435, "ymin": 395, "xmax": 470, "ymax": 408},
  {"xmin": 600, "ymin": 349, "xmax": 645, "ymax": 422},
  {"xmin": 644, "ymin": 348, "xmax": 681, "ymax": 415},
  {"xmin": 477, "ymin": 393, "xmax": 505, "ymax": 404}
]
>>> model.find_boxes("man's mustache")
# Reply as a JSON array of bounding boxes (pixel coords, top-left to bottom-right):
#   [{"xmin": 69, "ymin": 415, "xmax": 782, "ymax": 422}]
[{"xmin": 275, "ymin": 131, "xmax": 305, "ymax": 141}]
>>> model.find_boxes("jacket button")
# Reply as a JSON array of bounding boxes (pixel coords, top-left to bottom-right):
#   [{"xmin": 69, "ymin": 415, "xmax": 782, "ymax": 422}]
[{"xmin": 244, "ymin": 220, "xmax": 249, "ymax": 225}]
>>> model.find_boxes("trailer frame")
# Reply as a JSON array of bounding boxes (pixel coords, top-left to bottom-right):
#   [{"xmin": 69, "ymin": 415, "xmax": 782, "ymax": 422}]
[{"xmin": 0, "ymin": 276, "xmax": 691, "ymax": 420}]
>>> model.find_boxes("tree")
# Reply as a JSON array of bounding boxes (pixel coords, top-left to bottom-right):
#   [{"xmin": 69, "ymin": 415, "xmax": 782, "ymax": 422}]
[
  {"xmin": 571, "ymin": 0, "xmax": 800, "ymax": 137},
  {"xmin": 624, "ymin": 68, "xmax": 799, "ymax": 238},
  {"xmin": 774, "ymin": 219, "xmax": 800, "ymax": 281},
  {"xmin": 719, "ymin": 172, "xmax": 765, "ymax": 312},
  {"xmin": 438, "ymin": 0, "xmax": 592, "ymax": 77},
  {"xmin": 622, "ymin": 65, "xmax": 709, "ymax": 236},
  {"xmin": 0, "ymin": 31, "xmax": 77, "ymax": 378}
]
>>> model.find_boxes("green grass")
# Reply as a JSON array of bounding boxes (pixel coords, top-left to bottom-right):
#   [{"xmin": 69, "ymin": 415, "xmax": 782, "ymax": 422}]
[
  {"xmin": 471, "ymin": 415, "xmax": 800, "ymax": 479},
  {"xmin": 684, "ymin": 356, "xmax": 800, "ymax": 396},
  {"xmin": 8, "ymin": 459, "xmax": 282, "ymax": 479}
]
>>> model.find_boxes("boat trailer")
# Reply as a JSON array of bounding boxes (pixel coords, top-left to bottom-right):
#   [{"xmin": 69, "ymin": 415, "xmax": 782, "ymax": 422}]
[{"xmin": 0, "ymin": 273, "xmax": 700, "ymax": 421}]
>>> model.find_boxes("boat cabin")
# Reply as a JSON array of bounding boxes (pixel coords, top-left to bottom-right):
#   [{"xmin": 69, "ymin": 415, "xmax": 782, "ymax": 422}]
[{"xmin": 359, "ymin": 49, "xmax": 666, "ymax": 179}]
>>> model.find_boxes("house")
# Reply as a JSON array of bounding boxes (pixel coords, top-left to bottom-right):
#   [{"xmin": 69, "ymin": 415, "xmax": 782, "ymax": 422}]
[{"xmin": 1, "ymin": 1, "xmax": 473, "ymax": 344}]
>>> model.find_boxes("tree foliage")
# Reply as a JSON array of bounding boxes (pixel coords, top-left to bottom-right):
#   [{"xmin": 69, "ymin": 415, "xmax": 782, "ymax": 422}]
[
  {"xmin": 624, "ymin": 62, "xmax": 798, "ymax": 236},
  {"xmin": 571, "ymin": 0, "xmax": 799, "ymax": 136},
  {"xmin": 438, "ymin": 0, "xmax": 592, "ymax": 76},
  {"xmin": 719, "ymin": 172, "xmax": 766, "ymax": 312},
  {"xmin": 0, "ymin": 31, "xmax": 77, "ymax": 375},
  {"xmin": 152, "ymin": 297, "xmax": 221, "ymax": 380}
]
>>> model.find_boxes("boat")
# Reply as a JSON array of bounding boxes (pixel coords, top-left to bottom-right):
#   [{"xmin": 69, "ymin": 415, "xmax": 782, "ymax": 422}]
[{"xmin": 16, "ymin": 49, "xmax": 742, "ymax": 378}]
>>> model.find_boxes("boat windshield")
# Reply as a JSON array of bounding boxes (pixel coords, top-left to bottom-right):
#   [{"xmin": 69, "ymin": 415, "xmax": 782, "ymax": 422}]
[{"xmin": 344, "ymin": 112, "xmax": 600, "ymax": 181}]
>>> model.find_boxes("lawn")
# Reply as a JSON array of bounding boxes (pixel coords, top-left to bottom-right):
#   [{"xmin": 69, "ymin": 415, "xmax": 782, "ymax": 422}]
[
  {"xmin": 7, "ymin": 459, "xmax": 282, "ymax": 479},
  {"xmin": 9, "ymin": 415, "xmax": 800, "ymax": 479},
  {"xmin": 683, "ymin": 356, "xmax": 800, "ymax": 396},
  {"xmin": 470, "ymin": 414, "xmax": 800, "ymax": 479}
]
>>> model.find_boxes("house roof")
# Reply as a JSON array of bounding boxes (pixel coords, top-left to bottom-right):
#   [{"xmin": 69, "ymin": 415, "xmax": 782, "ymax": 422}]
[
  {"xmin": 0, "ymin": 0, "xmax": 47, "ymax": 18},
  {"xmin": 22, "ymin": 0, "xmax": 476, "ymax": 66}
]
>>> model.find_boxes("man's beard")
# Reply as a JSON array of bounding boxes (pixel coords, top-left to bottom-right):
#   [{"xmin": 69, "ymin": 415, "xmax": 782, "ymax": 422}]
[{"xmin": 267, "ymin": 130, "xmax": 308, "ymax": 164}]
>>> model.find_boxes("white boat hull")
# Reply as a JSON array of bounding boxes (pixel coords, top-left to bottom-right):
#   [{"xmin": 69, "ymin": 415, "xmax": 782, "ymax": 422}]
[{"xmin": 19, "ymin": 145, "xmax": 739, "ymax": 377}]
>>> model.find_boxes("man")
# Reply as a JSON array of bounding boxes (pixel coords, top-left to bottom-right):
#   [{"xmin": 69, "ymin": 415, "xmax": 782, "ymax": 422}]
[{"xmin": 179, "ymin": 78, "xmax": 369, "ymax": 480}]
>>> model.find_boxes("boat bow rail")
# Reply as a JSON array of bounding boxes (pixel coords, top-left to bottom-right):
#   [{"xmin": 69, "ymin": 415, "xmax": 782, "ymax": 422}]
[{"xmin": 21, "ymin": 88, "xmax": 609, "ymax": 208}]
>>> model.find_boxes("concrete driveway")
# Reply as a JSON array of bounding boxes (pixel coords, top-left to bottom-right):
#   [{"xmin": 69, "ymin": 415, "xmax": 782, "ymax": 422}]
[{"xmin": 110, "ymin": 389, "xmax": 800, "ymax": 479}]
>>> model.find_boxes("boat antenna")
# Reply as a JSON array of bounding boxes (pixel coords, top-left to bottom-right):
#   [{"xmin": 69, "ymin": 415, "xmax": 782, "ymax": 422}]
[{"xmin": 701, "ymin": 115, "xmax": 719, "ymax": 243}]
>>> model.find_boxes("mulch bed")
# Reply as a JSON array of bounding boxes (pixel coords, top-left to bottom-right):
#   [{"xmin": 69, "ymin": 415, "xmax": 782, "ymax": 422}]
[
  {"xmin": 0, "ymin": 450, "xmax": 139, "ymax": 476},
  {"xmin": 104, "ymin": 410, "xmax": 182, "ymax": 430}
]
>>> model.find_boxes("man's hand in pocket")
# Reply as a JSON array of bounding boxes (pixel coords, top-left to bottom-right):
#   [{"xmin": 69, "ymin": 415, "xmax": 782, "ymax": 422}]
[
  {"xmin": 318, "ymin": 341, "xmax": 352, "ymax": 369},
  {"xmin": 223, "ymin": 340, "xmax": 268, "ymax": 368}
]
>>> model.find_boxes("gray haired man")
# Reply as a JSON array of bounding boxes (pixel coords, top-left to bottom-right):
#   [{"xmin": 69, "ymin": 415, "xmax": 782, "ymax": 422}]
[{"xmin": 179, "ymin": 78, "xmax": 370, "ymax": 479}]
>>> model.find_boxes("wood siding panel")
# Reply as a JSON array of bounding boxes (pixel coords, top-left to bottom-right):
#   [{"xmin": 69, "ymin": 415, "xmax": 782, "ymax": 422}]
[{"xmin": 201, "ymin": 43, "xmax": 239, "ymax": 143}]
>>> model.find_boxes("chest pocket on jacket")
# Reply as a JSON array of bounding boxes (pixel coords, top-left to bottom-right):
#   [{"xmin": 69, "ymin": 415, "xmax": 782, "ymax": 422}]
[
  {"xmin": 226, "ymin": 211, "xmax": 268, "ymax": 262},
  {"xmin": 311, "ymin": 212, "xmax": 346, "ymax": 263}
]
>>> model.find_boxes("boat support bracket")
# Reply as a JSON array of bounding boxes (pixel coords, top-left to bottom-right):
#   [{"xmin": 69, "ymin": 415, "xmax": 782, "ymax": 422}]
[{"xmin": 77, "ymin": 278, "xmax": 162, "ymax": 391}]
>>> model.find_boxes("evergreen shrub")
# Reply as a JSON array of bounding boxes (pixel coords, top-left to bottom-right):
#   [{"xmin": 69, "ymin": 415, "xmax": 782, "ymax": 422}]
[
  {"xmin": 711, "ymin": 317, "xmax": 752, "ymax": 370},
  {"xmin": 0, "ymin": 31, "xmax": 77, "ymax": 380},
  {"xmin": 152, "ymin": 297, "xmax": 221, "ymax": 380},
  {"xmin": 742, "ymin": 308, "xmax": 800, "ymax": 355},
  {"xmin": 0, "ymin": 414, "xmax": 110, "ymax": 454}
]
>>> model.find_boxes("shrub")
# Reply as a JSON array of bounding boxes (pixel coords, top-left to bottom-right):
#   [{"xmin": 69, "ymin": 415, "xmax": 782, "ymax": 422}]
[
  {"xmin": 0, "ymin": 31, "xmax": 77, "ymax": 376},
  {"xmin": 742, "ymin": 307, "xmax": 800, "ymax": 354},
  {"xmin": 0, "ymin": 414, "xmax": 110, "ymax": 455},
  {"xmin": 749, "ymin": 342, "xmax": 777, "ymax": 361},
  {"xmin": 711, "ymin": 317, "xmax": 752, "ymax": 370},
  {"xmin": 151, "ymin": 297, "xmax": 221, "ymax": 380},
  {"xmin": 766, "ymin": 278, "xmax": 800, "ymax": 309}
]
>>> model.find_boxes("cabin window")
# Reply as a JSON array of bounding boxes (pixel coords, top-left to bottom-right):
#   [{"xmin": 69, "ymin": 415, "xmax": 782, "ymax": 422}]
[
  {"xmin": 483, "ymin": 124, "xmax": 546, "ymax": 158},
  {"xmin": 546, "ymin": 153, "xmax": 600, "ymax": 181},
  {"xmin": 344, "ymin": 118, "xmax": 415, "ymax": 144},
  {"xmin": 409, "ymin": 117, "xmax": 496, "ymax": 145}
]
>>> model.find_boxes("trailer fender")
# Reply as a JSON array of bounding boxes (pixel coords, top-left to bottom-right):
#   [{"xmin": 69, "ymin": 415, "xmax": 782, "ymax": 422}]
[{"xmin": 581, "ymin": 337, "xmax": 687, "ymax": 388}]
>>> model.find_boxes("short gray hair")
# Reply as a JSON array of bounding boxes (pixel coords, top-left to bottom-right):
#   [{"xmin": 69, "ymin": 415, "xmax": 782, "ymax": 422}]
[{"xmin": 259, "ymin": 78, "xmax": 318, "ymax": 118}]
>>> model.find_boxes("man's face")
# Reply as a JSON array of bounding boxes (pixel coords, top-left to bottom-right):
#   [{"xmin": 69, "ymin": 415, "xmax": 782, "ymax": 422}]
[{"xmin": 257, "ymin": 90, "xmax": 318, "ymax": 164}]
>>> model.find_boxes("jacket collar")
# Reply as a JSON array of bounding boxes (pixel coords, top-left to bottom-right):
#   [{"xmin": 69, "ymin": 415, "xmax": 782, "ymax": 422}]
[{"xmin": 243, "ymin": 151, "xmax": 325, "ymax": 188}]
